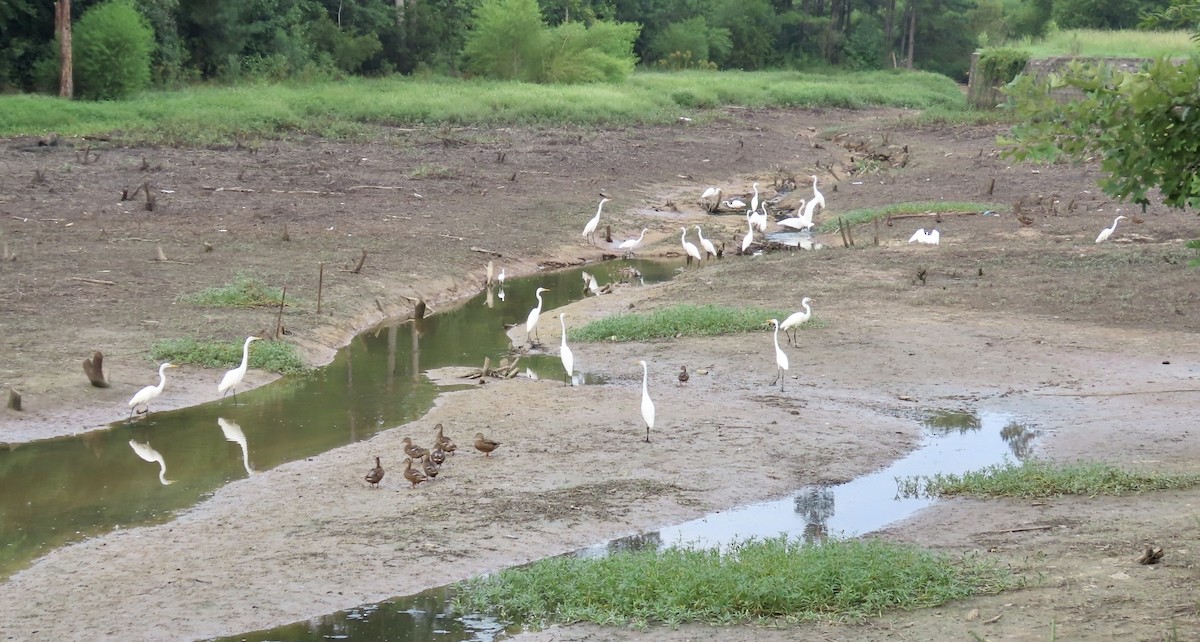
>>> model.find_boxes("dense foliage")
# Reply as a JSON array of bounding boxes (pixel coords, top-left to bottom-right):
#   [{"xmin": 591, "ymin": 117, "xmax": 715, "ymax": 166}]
[{"xmin": 73, "ymin": 0, "xmax": 155, "ymax": 99}]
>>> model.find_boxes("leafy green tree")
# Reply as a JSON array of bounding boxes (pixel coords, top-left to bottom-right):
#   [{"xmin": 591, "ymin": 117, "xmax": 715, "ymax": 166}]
[
  {"xmin": 646, "ymin": 16, "xmax": 731, "ymax": 65},
  {"xmin": 74, "ymin": 0, "xmax": 155, "ymax": 99},
  {"xmin": 1052, "ymin": 0, "xmax": 1169, "ymax": 29},
  {"xmin": 1004, "ymin": 57, "xmax": 1200, "ymax": 209},
  {"xmin": 178, "ymin": 0, "xmax": 321, "ymax": 79},
  {"xmin": 393, "ymin": 0, "xmax": 479, "ymax": 73},
  {"xmin": 462, "ymin": 0, "xmax": 547, "ymax": 80},
  {"xmin": 542, "ymin": 20, "xmax": 640, "ymax": 81},
  {"xmin": 0, "ymin": 0, "xmax": 51, "ymax": 90},
  {"xmin": 844, "ymin": 14, "xmax": 887, "ymax": 69},
  {"xmin": 309, "ymin": 12, "xmax": 383, "ymax": 73},
  {"xmin": 712, "ymin": 0, "xmax": 779, "ymax": 69}
]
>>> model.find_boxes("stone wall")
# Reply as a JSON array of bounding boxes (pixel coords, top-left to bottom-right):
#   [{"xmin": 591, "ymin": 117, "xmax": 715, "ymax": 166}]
[{"xmin": 967, "ymin": 54, "xmax": 1160, "ymax": 109}]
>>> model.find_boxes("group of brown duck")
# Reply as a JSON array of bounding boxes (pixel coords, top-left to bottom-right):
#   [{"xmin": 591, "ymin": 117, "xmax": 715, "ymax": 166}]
[{"xmin": 364, "ymin": 423, "xmax": 501, "ymax": 489}]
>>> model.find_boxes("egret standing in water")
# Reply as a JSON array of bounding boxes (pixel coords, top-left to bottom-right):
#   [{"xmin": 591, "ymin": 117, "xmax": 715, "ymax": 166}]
[
  {"xmin": 680, "ymin": 227, "xmax": 702, "ymax": 266},
  {"xmin": 638, "ymin": 360, "xmax": 655, "ymax": 443},
  {"xmin": 525, "ymin": 287, "xmax": 550, "ymax": 345},
  {"xmin": 127, "ymin": 362, "xmax": 177, "ymax": 419},
  {"xmin": 558, "ymin": 312, "xmax": 575, "ymax": 386},
  {"xmin": 618, "ymin": 228, "xmax": 649, "ymax": 257},
  {"xmin": 1095, "ymin": 215, "xmax": 1126, "ymax": 243},
  {"xmin": 218, "ymin": 336, "xmax": 261, "ymax": 404},
  {"xmin": 582, "ymin": 197, "xmax": 611, "ymax": 245},
  {"xmin": 767, "ymin": 319, "xmax": 789, "ymax": 391}
]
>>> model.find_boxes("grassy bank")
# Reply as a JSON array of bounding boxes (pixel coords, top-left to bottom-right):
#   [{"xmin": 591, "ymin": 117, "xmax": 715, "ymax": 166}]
[
  {"xmin": 899, "ymin": 459, "xmax": 1200, "ymax": 499},
  {"xmin": 0, "ymin": 70, "xmax": 966, "ymax": 144},
  {"xmin": 1002, "ymin": 29, "xmax": 1194, "ymax": 58},
  {"xmin": 818, "ymin": 201, "xmax": 1006, "ymax": 233},
  {"xmin": 570, "ymin": 304, "xmax": 796, "ymax": 342},
  {"xmin": 150, "ymin": 338, "xmax": 306, "ymax": 374}
]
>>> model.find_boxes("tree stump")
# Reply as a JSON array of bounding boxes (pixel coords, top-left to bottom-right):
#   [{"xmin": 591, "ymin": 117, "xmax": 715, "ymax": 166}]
[
  {"xmin": 83, "ymin": 351, "xmax": 110, "ymax": 388},
  {"xmin": 6, "ymin": 388, "xmax": 21, "ymax": 411}
]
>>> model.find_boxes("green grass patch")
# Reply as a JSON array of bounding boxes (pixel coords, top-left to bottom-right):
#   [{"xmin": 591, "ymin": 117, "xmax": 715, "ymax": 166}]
[
  {"xmin": 818, "ymin": 201, "xmax": 1007, "ymax": 233},
  {"xmin": 1001, "ymin": 29, "xmax": 1194, "ymax": 59},
  {"xmin": 408, "ymin": 163, "xmax": 457, "ymax": 179},
  {"xmin": 0, "ymin": 70, "xmax": 967, "ymax": 144},
  {"xmin": 180, "ymin": 273, "xmax": 285, "ymax": 308},
  {"xmin": 569, "ymin": 304, "xmax": 795, "ymax": 342},
  {"xmin": 149, "ymin": 337, "xmax": 306, "ymax": 374},
  {"xmin": 898, "ymin": 459, "xmax": 1200, "ymax": 499},
  {"xmin": 452, "ymin": 536, "xmax": 1017, "ymax": 626}
]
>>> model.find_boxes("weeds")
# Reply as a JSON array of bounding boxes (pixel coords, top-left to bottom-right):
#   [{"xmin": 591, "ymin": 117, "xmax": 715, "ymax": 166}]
[
  {"xmin": 569, "ymin": 304, "xmax": 794, "ymax": 342},
  {"xmin": 898, "ymin": 459, "xmax": 1200, "ymax": 499},
  {"xmin": 408, "ymin": 163, "xmax": 456, "ymax": 179},
  {"xmin": 150, "ymin": 337, "xmax": 306, "ymax": 374},
  {"xmin": 452, "ymin": 536, "xmax": 1017, "ymax": 626},
  {"xmin": 817, "ymin": 201, "xmax": 1006, "ymax": 233},
  {"xmin": 1002, "ymin": 29, "xmax": 1194, "ymax": 59},
  {"xmin": 180, "ymin": 273, "xmax": 285, "ymax": 308}
]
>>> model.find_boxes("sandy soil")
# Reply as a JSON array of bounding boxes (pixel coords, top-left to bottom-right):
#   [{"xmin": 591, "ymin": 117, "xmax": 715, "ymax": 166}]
[{"xmin": 1, "ymin": 107, "xmax": 1199, "ymax": 641}]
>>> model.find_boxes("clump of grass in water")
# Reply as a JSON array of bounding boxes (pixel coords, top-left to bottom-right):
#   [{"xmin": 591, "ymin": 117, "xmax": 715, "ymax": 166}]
[
  {"xmin": 898, "ymin": 459, "xmax": 1200, "ymax": 499},
  {"xmin": 150, "ymin": 338, "xmax": 306, "ymax": 374},
  {"xmin": 452, "ymin": 537, "xmax": 1017, "ymax": 626},
  {"xmin": 816, "ymin": 201, "xmax": 1007, "ymax": 233},
  {"xmin": 180, "ymin": 273, "xmax": 285, "ymax": 308},
  {"xmin": 569, "ymin": 304, "xmax": 795, "ymax": 342}
]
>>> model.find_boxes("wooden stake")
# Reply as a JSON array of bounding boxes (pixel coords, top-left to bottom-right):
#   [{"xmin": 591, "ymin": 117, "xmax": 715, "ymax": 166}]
[
  {"xmin": 987, "ymin": 178, "xmax": 995, "ymax": 195},
  {"xmin": 275, "ymin": 287, "xmax": 287, "ymax": 338},
  {"xmin": 6, "ymin": 388, "xmax": 21, "ymax": 411},
  {"xmin": 837, "ymin": 218, "xmax": 850, "ymax": 248},
  {"xmin": 281, "ymin": 223, "xmax": 290, "ymax": 242},
  {"xmin": 317, "ymin": 262, "xmax": 325, "ymax": 314},
  {"xmin": 351, "ymin": 249, "xmax": 367, "ymax": 274},
  {"xmin": 873, "ymin": 218, "xmax": 880, "ymax": 246},
  {"xmin": 155, "ymin": 245, "xmax": 167, "ymax": 262},
  {"xmin": 83, "ymin": 351, "xmax": 109, "ymax": 388},
  {"xmin": 845, "ymin": 220, "xmax": 855, "ymax": 247}
]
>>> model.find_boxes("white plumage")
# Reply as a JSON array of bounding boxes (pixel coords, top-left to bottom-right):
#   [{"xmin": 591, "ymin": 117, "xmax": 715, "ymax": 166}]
[
  {"xmin": 695, "ymin": 225, "xmax": 718, "ymax": 259},
  {"xmin": 525, "ymin": 286, "xmax": 550, "ymax": 344},
  {"xmin": 1095, "ymin": 215, "xmax": 1126, "ymax": 243},
  {"xmin": 128, "ymin": 362, "xmax": 177, "ymax": 418},
  {"xmin": 559, "ymin": 313, "xmax": 574, "ymax": 386},
  {"xmin": 218, "ymin": 336, "xmax": 261, "ymax": 403},
  {"xmin": 581, "ymin": 197, "xmax": 610, "ymax": 245},
  {"xmin": 638, "ymin": 360, "xmax": 655, "ymax": 443},
  {"xmin": 680, "ymin": 227, "xmax": 703, "ymax": 265},
  {"xmin": 768, "ymin": 319, "xmax": 789, "ymax": 391}
]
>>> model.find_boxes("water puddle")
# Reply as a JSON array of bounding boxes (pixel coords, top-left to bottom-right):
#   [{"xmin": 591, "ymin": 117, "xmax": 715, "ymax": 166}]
[
  {"xmin": 764, "ymin": 229, "xmax": 826, "ymax": 250},
  {"xmin": 0, "ymin": 259, "xmax": 678, "ymax": 578},
  {"xmin": 217, "ymin": 408, "xmax": 1038, "ymax": 642}
]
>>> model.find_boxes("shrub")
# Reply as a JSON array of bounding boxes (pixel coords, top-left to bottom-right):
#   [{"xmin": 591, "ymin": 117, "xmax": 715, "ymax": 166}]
[
  {"xmin": 74, "ymin": 0, "xmax": 154, "ymax": 100},
  {"xmin": 462, "ymin": 0, "xmax": 547, "ymax": 81}
]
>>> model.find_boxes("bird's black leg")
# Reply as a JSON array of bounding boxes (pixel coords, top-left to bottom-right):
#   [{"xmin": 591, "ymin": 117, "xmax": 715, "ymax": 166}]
[{"xmin": 645, "ymin": 426, "xmax": 650, "ymax": 443}]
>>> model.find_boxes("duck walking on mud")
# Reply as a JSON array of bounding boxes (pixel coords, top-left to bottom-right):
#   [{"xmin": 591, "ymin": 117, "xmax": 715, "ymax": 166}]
[
  {"xmin": 365, "ymin": 457, "xmax": 385, "ymax": 488},
  {"xmin": 474, "ymin": 431, "xmax": 501, "ymax": 457}
]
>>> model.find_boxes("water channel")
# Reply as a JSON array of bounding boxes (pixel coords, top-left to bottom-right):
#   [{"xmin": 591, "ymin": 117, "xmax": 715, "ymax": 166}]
[
  {"xmin": 0, "ymin": 260, "xmax": 679, "ymax": 578},
  {"xmin": 214, "ymin": 409, "xmax": 1038, "ymax": 642}
]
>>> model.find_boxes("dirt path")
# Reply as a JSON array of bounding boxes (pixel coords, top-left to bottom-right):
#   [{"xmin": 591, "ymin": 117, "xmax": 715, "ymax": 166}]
[{"xmin": 2, "ymin": 108, "xmax": 1199, "ymax": 641}]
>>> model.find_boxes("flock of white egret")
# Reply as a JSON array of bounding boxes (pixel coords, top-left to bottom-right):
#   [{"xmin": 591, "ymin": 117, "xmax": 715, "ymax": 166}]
[{"xmin": 126, "ymin": 334, "xmax": 261, "ymax": 419}]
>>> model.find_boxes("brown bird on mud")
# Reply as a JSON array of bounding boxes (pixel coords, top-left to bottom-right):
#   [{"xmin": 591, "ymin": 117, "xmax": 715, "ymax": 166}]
[
  {"xmin": 678, "ymin": 365, "xmax": 689, "ymax": 385},
  {"xmin": 421, "ymin": 453, "xmax": 441, "ymax": 479},
  {"xmin": 365, "ymin": 456, "xmax": 385, "ymax": 488},
  {"xmin": 474, "ymin": 431, "xmax": 501, "ymax": 457},
  {"xmin": 430, "ymin": 446, "xmax": 447, "ymax": 466},
  {"xmin": 435, "ymin": 423, "xmax": 457, "ymax": 454},
  {"xmin": 403, "ymin": 458, "xmax": 428, "ymax": 488},
  {"xmin": 402, "ymin": 436, "xmax": 429, "ymax": 461}
]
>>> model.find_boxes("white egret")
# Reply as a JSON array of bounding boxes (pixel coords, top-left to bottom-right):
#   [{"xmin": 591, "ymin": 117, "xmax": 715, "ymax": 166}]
[
  {"xmin": 908, "ymin": 228, "xmax": 940, "ymax": 245},
  {"xmin": 1095, "ymin": 215, "xmax": 1127, "ymax": 243},
  {"xmin": 741, "ymin": 218, "xmax": 755, "ymax": 254},
  {"xmin": 750, "ymin": 182, "xmax": 760, "ymax": 214},
  {"xmin": 778, "ymin": 199, "xmax": 814, "ymax": 230},
  {"xmin": 127, "ymin": 362, "xmax": 178, "ymax": 419},
  {"xmin": 680, "ymin": 227, "xmax": 703, "ymax": 266},
  {"xmin": 582, "ymin": 197, "xmax": 611, "ymax": 245},
  {"xmin": 638, "ymin": 359, "xmax": 655, "ymax": 443},
  {"xmin": 695, "ymin": 225, "xmax": 718, "ymax": 259},
  {"xmin": 558, "ymin": 313, "xmax": 575, "ymax": 386},
  {"xmin": 767, "ymin": 319, "xmax": 790, "ymax": 391},
  {"xmin": 617, "ymin": 228, "xmax": 648, "ymax": 256},
  {"xmin": 129, "ymin": 439, "xmax": 173, "ymax": 485},
  {"xmin": 525, "ymin": 287, "xmax": 550, "ymax": 345},
  {"xmin": 218, "ymin": 417, "xmax": 253, "ymax": 475},
  {"xmin": 724, "ymin": 198, "xmax": 747, "ymax": 210},
  {"xmin": 749, "ymin": 203, "xmax": 768, "ymax": 232},
  {"xmin": 700, "ymin": 187, "xmax": 722, "ymax": 211},
  {"xmin": 780, "ymin": 297, "xmax": 813, "ymax": 345},
  {"xmin": 218, "ymin": 336, "xmax": 261, "ymax": 404},
  {"xmin": 497, "ymin": 268, "xmax": 506, "ymax": 286},
  {"xmin": 809, "ymin": 175, "xmax": 826, "ymax": 214},
  {"xmin": 582, "ymin": 271, "xmax": 600, "ymax": 295}
]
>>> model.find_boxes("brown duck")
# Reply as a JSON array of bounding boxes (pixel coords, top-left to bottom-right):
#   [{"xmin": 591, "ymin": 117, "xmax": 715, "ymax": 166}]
[
  {"xmin": 365, "ymin": 456, "xmax": 384, "ymax": 488},
  {"xmin": 402, "ymin": 436, "xmax": 430, "ymax": 461},
  {"xmin": 421, "ymin": 453, "xmax": 440, "ymax": 479},
  {"xmin": 403, "ymin": 457, "xmax": 428, "ymax": 488},
  {"xmin": 474, "ymin": 431, "xmax": 501, "ymax": 457},
  {"xmin": 678, "ymin": 365, "xmax": 689, "ymax": 385},
  {"xmin": 430, "ymin": 446, "xmax": 447, "ymax": 466},
  {"xmin": 435, "ymin": 423, "xmax": 457, "ymax": 454}
]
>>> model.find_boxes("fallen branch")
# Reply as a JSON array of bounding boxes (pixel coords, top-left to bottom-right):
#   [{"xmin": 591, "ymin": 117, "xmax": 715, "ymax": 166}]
[
  {"xmin": 69, "ymin": 277, "xmax": 116, "ymax": 286},
  {"xmin": 886, "ymin": 211, "xmax": 980, "ymax": 222},
  {"xmin": 201, "ymin": 186, "xmax": 256, "ymax": 193},
  {"xmin": 1035, "ymin": 388, "xmax": 1200, "ymax": 398},
  {"xmin": 350, "ymin": 249, "xmax": 367, "ymax": 274},
  {"xmin": 471, "ymin": 246, "xmax": 503, "ymax": 257},
  {"xmin": 439, "ymin": 232, "xmax": 467, "ymax": 241},
  {"xmin": 992, "ymin": 524, "xmax": 1055, "ymax": 534},
  {"xmin": 347, "ymin": 185, "xmax": 408, "ymax": 191}
]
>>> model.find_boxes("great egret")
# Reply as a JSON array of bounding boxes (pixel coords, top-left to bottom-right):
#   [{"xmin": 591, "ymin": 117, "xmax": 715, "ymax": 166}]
[
  {"xmin": 700, "ymin": 187, "xmax": 722, "ymax": 211},
  {"xmin": 218, "ymin": 336, "xmax": 261, "ymax": 404},
  {"xmin": 525, "ymin": 287, "xmax": 550, "ymax": 345},
  {"xmin": 582, "ymin": 197, "xmax": 611, "ymax": 245},
  {"xmin": 365, "ymin": 456, "xmax": 384, "ymax": 488},
  {"xmin": 767, "ymin": 319, "xmax": 790, "ymax": 391},
  {"xmin": 724, "ymin": 199, "xmax": 747, "ymax": 210},
  {"xmin": 638, "ymin": 360, "xmax": 655, "ymax": 443},
  {"xmin": 695, "ymin": 225, "xmax": 718, "ymax": 259},
  {"xmin": 680, "ymin": 227, "xmax": 703, "ymax": 265},
  {"xmin": 129, "ymin": 439, "xmax": 173, "ymax": 485},
  {"xmin": 497, "ymin": 268, "xmax": 506, "ymax": 286},
  {"xmin": 741, "ymin": 218, "xmax": 755, "ymax": 254},
  {"xmin": 780, "ymin": 297, "xmax": 813, "ymax": 345},
  {"xmin": 1095, "ymin": 215, "xmax": 1127, "ymax": 243},
  {"xmin": 810, "ymin": 175, "xmax": 825, "ymax": 213},
  {"xmin": 128, "ymin": 362, "xmax": 178, "ymax": 419},
  {"xmin": 750, "ymin": 182, "xmax": 760, "ymax": 214},
  {"xmin": 908, "ymin": 228, "xmax": 940, "ymax": 245},
  {"xmin": 749, "ymin": 203, "xmax": 768, "ymax": 232},
  {"xmin": 558, "ymin": 312, "xmax": 574, "ymax": 386},
  {"xmin": 617, "ymin": 228, "xmax": 648, "ymax": 256},
  {"xmin": 218, "ymin": 417, "xmax": 253, "ymax": 475}
]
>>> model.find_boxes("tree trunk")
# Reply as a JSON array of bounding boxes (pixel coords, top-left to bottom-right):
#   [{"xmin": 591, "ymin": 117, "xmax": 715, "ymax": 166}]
[
  {"xmin": 906, "ymin": 4, "xmax": 916, "ymax": 69},
  {"xmin": 884, "ymin": 0, "xmax": 896, "ymax": 64},
  {"xmin": 55, "ymin": 0, "xmax": 73, "ymax": 98}
]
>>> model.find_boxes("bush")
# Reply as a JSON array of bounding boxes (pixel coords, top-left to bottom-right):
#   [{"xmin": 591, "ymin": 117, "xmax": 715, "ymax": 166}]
[
  {"xmin": 74, "ymin": 0, "xmax": 154, "ymax": 100},
  {"xmin": 462, "ymin": 0, "xmax": 547, "ymax": 81}
]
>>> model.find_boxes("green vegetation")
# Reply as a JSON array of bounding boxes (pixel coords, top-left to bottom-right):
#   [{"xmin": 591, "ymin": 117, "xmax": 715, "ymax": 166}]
[
  {"xmin": 0, "ymin": 70, "xmax": 967, "ymax": 143},
  {"xmin": 150, "ymin": 337, "xmax": 307, "ymax": 374},
  {"xmin": 180, "ymin": 273, "xmax": 286, "ymax": 308},
  {"xmin": 569, "ymin": 304, "xmax": 795, "ymax": 342},
  {"xmin": 976, "ymin": 48, "xmax": 1030, "ymax": 82},
  {"xmin": 817, "ymin": 202, "xmax": 1006, "ymax": 233},
  {"xmin": 73, "ymin": 0, "xmax": 155, "ymax": 100},
  {"xmin": 1002, "ymin": 29, "xmax": 1195, "ymax": 58},
  {"xmin": 452, "ymin": 536, "xmax": 1017, "ymax": 626},
  {"xmin": 899, "ymin": 459, "xmax": 1200, "ymax": 499}
]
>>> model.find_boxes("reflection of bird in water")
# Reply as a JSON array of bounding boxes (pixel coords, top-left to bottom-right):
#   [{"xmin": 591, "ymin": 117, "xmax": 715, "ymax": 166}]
[
  {"xmin": 638, "ymin": 360, "xmax": 655, "ymax": 443},
  {"xmin": 403, "ymin": 436, "xmax": 429, "ymax": 460},
  {"xmin": 421, "ymin": 453, "xmax": 440, "ymax": 479},
  {"xmin": 128, "ymin": 362, "xmax": 178, "ymax": 419},
  {"xmin": 403, "ymin": 458, "xmax": 427, "ymax": 488},
  {"xmin": 435, "ymin": 423, "xmax": 457, "ymax": 454},
  {"xmin": 218, "ymin": 336, "xmax": 261, "ymax": 404},
  {"xmin": 474, "ymin": 431, "xmax": 501, "ymax": 457},
  {"xmin": 218, "ymin": 417, "xmax": 254, "ymax": 475},
  {"xmin": 678, "ymin": 365, "xmax": 689, "ymax": 385},
  {"xmin": 129, "ymin": 439, "xmax": 174, "ymax": 485},
  {"xmin": 497, "ymin": 287, "xmax": 506, "ymax": 301},
  {"xmin": 365, "ymin": 456, "xmax": 384, "ymax": 488},
  {"xmin": 767, "ymin": 319, "xmax": 789, "ymax": 391}
]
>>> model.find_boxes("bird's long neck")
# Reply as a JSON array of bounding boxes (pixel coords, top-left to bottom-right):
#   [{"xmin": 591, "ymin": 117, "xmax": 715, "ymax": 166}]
[
  {"xmin": 773, "ymin": 324, "xmax": 781, "ymax": 349},
  {"xmin": 240, "ymin": 340, "xmax": 253, "ymax": 368},
  {"xmin": 802, "ymin": 302, "xmax": 811, "ymax": 316},
  {"xmin": 560, "ymin": 316, "xmax": 567, "ymax": 337},
  {"xmin": 156, "ymin": 366, "xmax": 169, "ymax": 390},
  {"xmin": 641, "ymin": 365, "xmax": 649, "ymax": 394}
]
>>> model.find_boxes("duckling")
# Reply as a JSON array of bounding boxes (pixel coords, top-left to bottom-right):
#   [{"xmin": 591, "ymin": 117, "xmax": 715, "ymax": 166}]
[
  {"xmin": 678, "ymin": 365, "xmax": 690, "ymax": 385},
  {"xmin": 402, "ymin": 436, "xmax": 429, "ymax": 461},
  {"xmin": 421, "ymin": 453, "xmax": 441, "ymax": 479},
  {"xmin": 430, "ymin": 447, "xmax": 447, "ymax": 466},
  {"xmin": 364, "ymin": 456, "xmax": 385, "ymax": 488},
  {"xmin": 474, "ymin": 431, "xmax": 501, "ymax": 457},
  {"xmin": 403, "ymin": 458, "xmax": 428, "ymax": 488},
  {"xmin": 435, "ymin": 423, "xmax": 457, "ymax": 454}
]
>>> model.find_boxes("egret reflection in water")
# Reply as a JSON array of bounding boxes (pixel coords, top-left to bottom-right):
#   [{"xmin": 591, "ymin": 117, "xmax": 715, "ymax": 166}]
[
  {"xmin": 128, "ymin": 440, "xmax": 173, "ymax": 485},
  {"xmin": 218, "ymin": 418, "xmax": 253, "ymax": 475},
  {"xmin": 793, "ymin": 486, "xmax": 835, "ymax": 544}
]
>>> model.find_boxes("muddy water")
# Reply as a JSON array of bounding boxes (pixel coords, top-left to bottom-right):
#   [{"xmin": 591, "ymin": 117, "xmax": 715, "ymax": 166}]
[
  {"xmin": 217, "ymin": 409, "xmax": 1038, "ymax": 642},
  {"xmin": 0, "ymin": 260, "xmax": 678, "ymax": 578}
]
